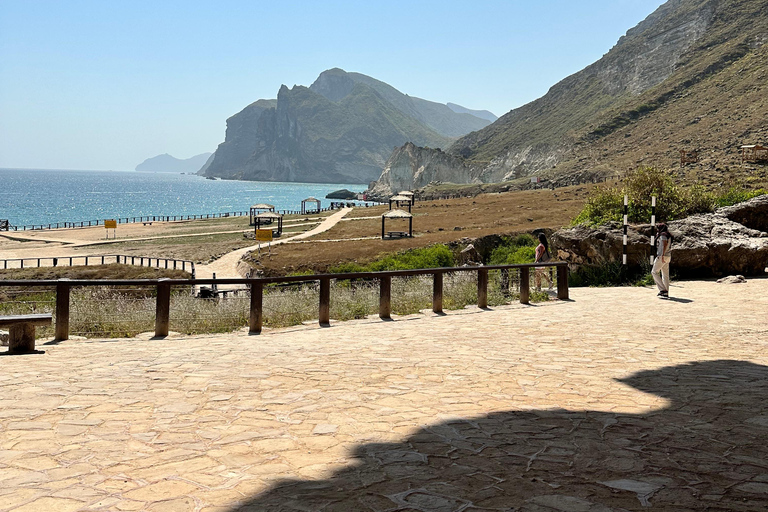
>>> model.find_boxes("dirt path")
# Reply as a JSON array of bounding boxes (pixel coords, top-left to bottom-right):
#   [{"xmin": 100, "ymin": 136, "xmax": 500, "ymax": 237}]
[{"xmin": 195, "ymin": 207, "xmax": 353, "ymax": 279}]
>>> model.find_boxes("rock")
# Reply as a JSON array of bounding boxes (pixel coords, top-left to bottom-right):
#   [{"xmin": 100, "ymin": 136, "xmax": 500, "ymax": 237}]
[
  {"xmin": 459, "ymin": 244, "xmax": 482, "ymax": 266},
  {"xmin": 717, "ymin": 194, "xmax": 768, "ymax": 232},
  {"xmin": 717, "ymin": 275, "xmax": 746, "ymax": 284},
  {"xmin": 325, "ymin": 189, "xmax": 358, "ymax": 200},
  {"xmin": 553, "ymin": 207, "xmax": 768, "ymax": 277}
]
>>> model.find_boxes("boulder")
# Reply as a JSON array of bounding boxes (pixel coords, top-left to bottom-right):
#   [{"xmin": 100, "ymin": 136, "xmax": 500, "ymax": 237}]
[
  {"xmin": 717, "ymin": 194, "xmax": 768, "ymax": 233},
  {"xmin": 717, "ymin": 275, "xmax": 747, "ymax": 284},
  {"xmin": 553, "ymin": 208, "xmax": 768, "ymax": 277},
  {"xmin": 325, "ymin": 189, "xmax": 358, "ymax": 200}
]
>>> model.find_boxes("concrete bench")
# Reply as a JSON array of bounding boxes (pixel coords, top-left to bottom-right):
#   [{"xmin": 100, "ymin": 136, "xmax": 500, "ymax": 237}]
[
  {"xmin": 0, "ymin": 314, "xmax": 52, "ymax": 354},
  {"xmin": 384, "ymin": 231, "xmax": 410, "ymax": 239},
  {"xmin": 143, "ymin": 222, "xmax": 153, "ymax": 226}
]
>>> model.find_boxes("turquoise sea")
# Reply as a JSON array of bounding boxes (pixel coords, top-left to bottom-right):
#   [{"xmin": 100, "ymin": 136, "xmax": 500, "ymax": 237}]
[{"xmin": 0, "ymin": 168, "xmax": 368, "ymax": 228}]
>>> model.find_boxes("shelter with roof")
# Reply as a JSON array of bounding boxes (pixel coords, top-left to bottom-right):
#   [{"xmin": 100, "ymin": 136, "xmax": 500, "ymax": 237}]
[
  {"xmin": 741, "ymin": 145, "xmax": 768, "ymax": 163},
  {"xmin": 250, "ymin": 204, "xmax": 275, "ymax": 226},
  {"xmin": 381, "ymin": 209, "xmax": 413, "ymax": 239},
  {"xmin": 254, "ymin": 211, "xmax": 283, "ymax": 236},
  {"xmin": 388, "ymin": 195, "xmax": 412, "ymax": 213},
  {"xmin": 397, "ymin": 191, "xmax": 415, "ymax": 205},
  {"xmin": 301, "ymin": 197, "xmax": 321, "ymax": 215}
]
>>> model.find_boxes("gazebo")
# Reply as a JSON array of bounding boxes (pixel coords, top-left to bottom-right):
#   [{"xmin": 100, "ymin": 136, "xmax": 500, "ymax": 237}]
[
  {"xmin": 389, "ymin": 195, "xmax": 413, "ymax": 213},
  {"xmin": 398, "ymin": 190, "xmax": 415, "ymax": 205},
  {"xmin": 250, "ymin": 203, "xmax": 275, "ymax": 226},
  {"xmin": 301, "ymin": 197, "xmax": 321, "ymax": 215},
  {"xmin": 254, "ymin": 211, "xmax": 283, "ymax": 236},
  {"xmin": 381, "ymin": 209, "xmax": 413, "ymax": 239},
  {"xmin": 741, "ymin": 145, "xmax": 768, "ymax": 163}
]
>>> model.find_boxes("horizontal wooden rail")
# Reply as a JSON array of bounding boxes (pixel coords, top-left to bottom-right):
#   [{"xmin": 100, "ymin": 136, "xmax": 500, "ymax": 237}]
[{"xmin": 0, "ymin": 262, "xmax": 568, "ymax": 340}]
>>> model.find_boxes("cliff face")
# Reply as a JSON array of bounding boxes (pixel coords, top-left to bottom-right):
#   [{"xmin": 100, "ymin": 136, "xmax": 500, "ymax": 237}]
[
  {"xmin": 368, "ymin": 142, "xmax": 480, "ymax": 199},
  {"xmin": 201, "ymin": 69, "xmax": 495, "ymax": 184},
  {"xmin": 369, "ymin": 0, "xmax": 768, "ymax": 193}
]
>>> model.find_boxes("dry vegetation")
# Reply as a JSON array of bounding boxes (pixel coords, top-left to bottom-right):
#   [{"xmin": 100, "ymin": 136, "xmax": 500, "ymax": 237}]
[{"xmin": 246, "ymin": 186, "xmax": 591, "ymax": 275}]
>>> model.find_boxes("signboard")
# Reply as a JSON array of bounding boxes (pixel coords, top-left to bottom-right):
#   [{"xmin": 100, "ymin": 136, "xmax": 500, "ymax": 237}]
[
  {"xmin": 255, "ymin": 229, "xmax": 273, "ymax": 242},
  {"xmin": 104, "ymin": 219, "xmax": 117, "ymax": 229}
]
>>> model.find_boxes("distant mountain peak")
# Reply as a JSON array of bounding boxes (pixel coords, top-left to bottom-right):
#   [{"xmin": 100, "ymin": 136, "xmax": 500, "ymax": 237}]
[{"xmin": 135, "ymin": 152, "xmax": 212, "ymax": 173}]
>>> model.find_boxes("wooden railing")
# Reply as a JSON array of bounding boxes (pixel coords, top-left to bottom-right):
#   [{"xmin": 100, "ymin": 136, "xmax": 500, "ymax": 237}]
[
  {"xmin": 0, "ymin": 262, "xmax": 568, "ymax": 341},
  {"xmin": 0, "ymin": 254, "xmax": 195, "ymax": 277}
]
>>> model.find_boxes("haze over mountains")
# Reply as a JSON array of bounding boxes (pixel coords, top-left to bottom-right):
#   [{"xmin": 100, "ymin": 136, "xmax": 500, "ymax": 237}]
[
  {"xmin": 136, "ymin": 153, "xmax": 212, "ymax": 173},
  {"xmin": 370, "ymin": 0, "xmax": 768, "ymax": 197},
  {"xmin": 199, "ymin": 68, "xmax": 496, "ymax": 184}
]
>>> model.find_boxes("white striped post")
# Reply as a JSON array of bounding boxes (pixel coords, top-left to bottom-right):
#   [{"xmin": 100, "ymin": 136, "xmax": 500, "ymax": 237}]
[
  {"xmin": 650, "ymin": 195, "xmax": 656, "ymax": 265},
  {"xmin": 623, "ymin": 195, "xmax": 628, "ymax": 265}
]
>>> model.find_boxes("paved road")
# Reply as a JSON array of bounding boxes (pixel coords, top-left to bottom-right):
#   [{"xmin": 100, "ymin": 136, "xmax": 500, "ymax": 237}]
[{"xmin": 1, "ymin": 278, "xmax": 767, "ymax": 511}]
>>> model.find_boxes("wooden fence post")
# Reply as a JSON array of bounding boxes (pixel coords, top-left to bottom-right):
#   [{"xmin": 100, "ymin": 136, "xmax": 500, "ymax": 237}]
[
  {"xmin": 249, "ymin": 281, "xmax": 263, "ymax": 334},
  {"xmin": 432, "ymin": 272, "xmax": 443, "ymax": 313},
  {"xmin": 379, "ymin": 275, "xmax": 391, "ymax": 319},
  {"xmin": 319, "ymin": 277, "xmax": 331, "ymax": 326},
  {"xmin": 557, "ymin": 264, "xmax": 570, "ymax": 300},
  {"xmin": 55, "ymin": 279, "xmax": 71, "ymax": 341},
  {"xmin": 155, "ymin": 279, "xmax": 171, "ymax": 337},
  {"xmin": 520, "ymin": 268, "xmax": 530, "ymax": 304},
  {"xmin": 478, "ymin": 268, "xmax": 488, "ymax": 308}
]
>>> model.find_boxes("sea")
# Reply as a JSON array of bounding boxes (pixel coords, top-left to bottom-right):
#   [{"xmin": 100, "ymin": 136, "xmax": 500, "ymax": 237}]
[{"xmin": 0, "ymin": 168, "xmax": 369, "ymax": 228}]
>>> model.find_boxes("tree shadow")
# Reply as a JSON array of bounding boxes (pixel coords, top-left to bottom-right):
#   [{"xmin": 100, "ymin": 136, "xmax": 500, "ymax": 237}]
[{"xmin": 230, "ymin": 360, "xmax": 768, "ymax": 511}]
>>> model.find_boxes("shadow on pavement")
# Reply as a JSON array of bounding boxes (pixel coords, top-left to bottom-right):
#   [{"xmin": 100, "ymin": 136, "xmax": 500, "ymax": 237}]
[{"xmin": 230, "ymin": 360, "xmax": 768, "ymax": 511}]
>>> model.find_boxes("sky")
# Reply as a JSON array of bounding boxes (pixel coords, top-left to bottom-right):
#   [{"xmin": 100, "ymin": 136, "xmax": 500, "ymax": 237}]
[{"xmin": 0, "ymin": 0, "xmax": 665, "ymax": 171}]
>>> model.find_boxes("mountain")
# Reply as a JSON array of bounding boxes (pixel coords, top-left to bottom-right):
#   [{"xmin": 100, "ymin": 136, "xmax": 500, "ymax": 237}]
[
  {"xmin": 369, "ymin": 0, "xmax": 768, "ymax": 195},
  {"xmin": 199, "ymin": 69, "xmax": 495, "ymax": 184},
  {"xmin": 136, "ymin": 153, "xmax": 212, "ymax": 173}
]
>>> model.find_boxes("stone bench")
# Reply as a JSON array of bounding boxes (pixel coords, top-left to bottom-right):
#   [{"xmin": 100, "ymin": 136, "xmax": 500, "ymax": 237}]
[
  {"xmin": 384, "ymin": 231, "xmax": 410, "ymax": 239},
  {"xmin": 0, "ymin": 314, "xmax": 52, "ymax": 354},
  {"xmin": 143, "ymin": 222, "xmax": 153, "ymax": 226}
]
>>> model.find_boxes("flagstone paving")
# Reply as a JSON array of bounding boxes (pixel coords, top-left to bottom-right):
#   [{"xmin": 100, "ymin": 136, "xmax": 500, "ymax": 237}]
[{"xmin": 1, "ymin": 278, "xmax": 767, "ymax": 511}]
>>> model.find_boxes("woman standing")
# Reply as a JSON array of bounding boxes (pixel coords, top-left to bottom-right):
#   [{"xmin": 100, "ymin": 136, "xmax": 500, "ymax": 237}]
[
  {"xmin": 534, "ymin": 233, "xmax": 553, "ymax": 291},
  {"xmin": 652, "ymin": 223, "xmax": 673, "ymax": 298}
]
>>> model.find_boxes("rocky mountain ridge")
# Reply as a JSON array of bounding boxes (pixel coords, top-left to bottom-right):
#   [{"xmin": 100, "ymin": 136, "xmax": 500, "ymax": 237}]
[
  {"xmin": 369, "ymin": 0, "xmax": 768, "ymax": 196},
  {"xmin": 136, "ymin": 152, "xmax": 212, "ymax": 173},
  {"xmin": 200, "ymin": 69, "xmax": 496, "ymax": 184}
]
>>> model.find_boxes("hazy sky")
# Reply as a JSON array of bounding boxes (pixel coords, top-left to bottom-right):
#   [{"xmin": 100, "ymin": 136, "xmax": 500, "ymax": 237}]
[{"xmin": 0, "ymin": 0, "xmax": 664, "ymax": 171}]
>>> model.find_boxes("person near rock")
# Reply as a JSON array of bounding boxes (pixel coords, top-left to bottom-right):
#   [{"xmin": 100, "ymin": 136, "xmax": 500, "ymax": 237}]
[
  {"xmin": 652, "ymin": 223, "xmax": 673, "ymax": 297},
  {"xmin": 534, "ymin": 233, "xmax": 553, "ymax": 291}
]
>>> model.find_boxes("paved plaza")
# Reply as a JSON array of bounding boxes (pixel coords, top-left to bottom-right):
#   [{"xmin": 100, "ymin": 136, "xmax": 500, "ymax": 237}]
[{"xmin": 1, "ymin": 278, "xmax": 768, "ymax": 511}]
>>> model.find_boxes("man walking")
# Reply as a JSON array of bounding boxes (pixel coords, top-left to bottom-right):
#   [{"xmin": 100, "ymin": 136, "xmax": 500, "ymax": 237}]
[{"xmin": 652, "ymin": 223, "xmax": 672, "ymax": 298}]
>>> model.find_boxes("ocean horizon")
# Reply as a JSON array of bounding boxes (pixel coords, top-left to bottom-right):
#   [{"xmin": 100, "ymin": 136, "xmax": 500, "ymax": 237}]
[{"xmin": 0, "ymin": 168, "xmax": 369, "ymax": 228}]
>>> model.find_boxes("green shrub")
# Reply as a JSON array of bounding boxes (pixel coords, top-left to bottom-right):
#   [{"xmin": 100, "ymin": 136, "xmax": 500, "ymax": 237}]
[
  {"xmin": 489, "ymin": 234, "xmax": 537, "ymax": 264},
  {"xmin": 570, "ymin": 186, "xmax": 624, "ymax": 226},
  {"xmin": 715, "ymin": 186, "xmax": 767, "ymax": 207},
  {"xmin": 330, "ymin": 245, "xmax": 455, "ymax": 273},
  {"xmin": 569, "ymin": 260, "xmax": 655, "ymax": 287}
]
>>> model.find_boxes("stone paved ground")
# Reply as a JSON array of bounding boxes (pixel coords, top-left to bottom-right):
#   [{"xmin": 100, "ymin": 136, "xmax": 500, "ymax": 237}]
[{"xmin": 1, "ymin": 278, "xmax": 767, "ymax": 511}]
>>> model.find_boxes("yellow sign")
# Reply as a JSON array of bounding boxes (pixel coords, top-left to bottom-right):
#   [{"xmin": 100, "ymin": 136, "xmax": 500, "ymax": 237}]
[
  {"xmin": 255, "ymin": 229, "xmax": 273, "ymax": 242},
  {"xmin": 104, "ymin": 219, "xmax": 117, "ymax": 229}
]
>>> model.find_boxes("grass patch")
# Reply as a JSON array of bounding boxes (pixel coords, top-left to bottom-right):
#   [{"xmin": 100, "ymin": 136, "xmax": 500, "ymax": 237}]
[{"xmin": 329, "ymin": 244, "xmax": 456, "ymax": 273}]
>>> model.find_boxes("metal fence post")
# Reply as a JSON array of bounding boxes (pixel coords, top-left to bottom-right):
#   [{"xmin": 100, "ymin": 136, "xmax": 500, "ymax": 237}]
[
  {"xmin": 379, "ymin": 275, "xmax": 391, "ymax": 319},
  {"xmin": 155, "ymin": 279, "xmax": 171, "ymax": 337},
  {"xmin": 477, "ymin": 268, "xmax": 488, "ymax": 308},
  {"xmin": 249, "ymin": 281, "xmax": 263, "ymax": 334},
  {"xmin": 520, "ymin": 268, "xmax": 530, "ymax": 304},
  {"xmin": 432, "ymin": 272, "xmax": 443, "ymax": 313},
  {"xmin": 319, "ymin": 277, "xmax": 331, "ymax": 326},
  {"xmin": 55, "ymin": 279, "xmax": 71, "ymax": 341}
]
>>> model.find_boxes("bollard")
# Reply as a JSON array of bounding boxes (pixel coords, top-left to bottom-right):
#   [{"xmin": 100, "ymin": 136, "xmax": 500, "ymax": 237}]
[
  {"xmin": 249, "ymin": 281, "xmax": 263, "ymax": 334},
  {"xmin": 520, "ymin": 268, "xmax": 530, "ymax": 304},
  {"xmin": 154, "ymin": 279, "xmax": 171, "ymax": 337},
  {"xmin": 433, "ymin": 272, "xmax": 443, "ymax": 313},
  {"xmin": 319, "ymin": 277, "xmax": 331, "ymax": 326},
  {"xmin": 478, "ymin": 269, "xmax": 488, "ymax": 308},
  {"xmin": 379, "ymin": 275, "xmax": 391, "ymax": 319},
  {"xmin": 557, "ymin": 265, "xmax": 569, "ymax": 300},
  {"xmin": 55, "ymin": 279, "xmax": 71, "ymax": 341}
]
